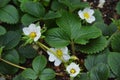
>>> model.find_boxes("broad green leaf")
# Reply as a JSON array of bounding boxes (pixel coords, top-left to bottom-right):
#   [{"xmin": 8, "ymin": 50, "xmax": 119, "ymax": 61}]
[
  {"xmin": 56, "ymin": 10, "xmax": 81, "ymax": 40},
  {"xmin": 59, "ymin": 0, "xmax": 89, "ymax": 11},
  {"xmin": 116, "ymin": 1, "xmax": 120, "ymax": 15},
  {"xmin": 46, "ymin": 11, "xmax": 102, "ymax": 48},
  {"xmin": 57, "ymin": 10, "xmax": 101, "ymax": 44},
  {"xmin": 108, "ymin": 52, "xmax": 120, "ymax": 78},
  {"xmin": 94, "ymin": 22, "xmax": 117, "ymax": 36},
  {"xmin": 45, "ymin": 28, "xmax": 70, "ymax": 48},
  {"xmin": 85, "ymin": 49, "xmax": 109, "ymax": 70},
  {"xmin": 1, "ymin": 31, "xmax": 21, "ymax": 50},
  {"xmin": 4, "ymin": 49, "xmax": 19, "ymax": 64},
  {"xmin": 32, "ymin": 55, "xmax": 47, "ymax": 73},
  {"xmin": 22, "ymin": 68, "xmax": 37, "ymax": 80},
  {"xmin": 74, "ymin": 73, "xmax": 90, "ymax": 80},
  {"xmin": 21, "ymin": 1, "xmax": 45, "ymax": 18},
  {"xmin": 0, "ymin": 26, "xmax": 6, "ymax": 36},
  {"xmin": 0, "ymin": 0, "xmax": 10, "ymax": 8},
  {"xmin": 0, "ymin": 5, "xmax": 19, "ymax": 24},
  {"xmin": 42, "ymin": 0, "xmax": 51, "ymax": 6},
  {"xmin": 0, "ymin": 49, "xmax": 19, "ymax": 74},
  {"xmin": 89, "ymin": 63, "xmax": 109, "ymax": 80},
  {"xmin": 111, "ymin": 31, "xmax": 120, "ymax": 52},
  {"xmin": 94, "ymin": 9, "xmax": 104, "ymax": 23},
  {"xmin": 79, "ymin": 36, "xmax": 107, "ymax": 54},
  {"xmin": 13, "ymin": 74, "xmax": 30, "ymax": 80},
  {"xmin": 21, "ymin": 14, "xmax": 39, "ymax": 26},
  {"xmin": 43, "ymin": 11, "xmax": 61, "ymax": 20},
  {"xmin": 39, "ymin": 68, "xmax": 55, "ymax": 80},
  {"xmin": 74, "ymin": 26, "xmax": 102, "ymax": 45},
  {"xmin": 51, "ymin": 0, "xmax": 66, "ymax": 11},
  {"xmin": 18, "ymin": 45, "xmax": 37, "ymax": 58}
]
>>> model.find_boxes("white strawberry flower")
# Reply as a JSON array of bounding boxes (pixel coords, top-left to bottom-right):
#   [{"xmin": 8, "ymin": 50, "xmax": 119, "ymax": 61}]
[
  {"xmin": 47, "ymin": 47, "xmax": 70, "ymax": 66},
  {"xmin": 66, "ymin": 62, "xmax": 80, "ymax": 77},
  {"xmin": 23, "ymin": 23, "xmax": 41, "ymax": 42},
  {"xmin": 78, "ymin": 8, "xmax": 95, "ymax": 23}
]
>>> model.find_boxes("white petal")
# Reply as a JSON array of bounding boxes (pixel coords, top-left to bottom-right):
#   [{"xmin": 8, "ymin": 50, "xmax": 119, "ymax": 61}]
[
  {"xmin": 37, "ymin": 26, "xmax": 41, "ymax": 31},
  {"xmin": 49, "ymin": 54, "xmax": 56, "ymax": 62},
  {"xmin": 88, "ymin": 9, "xmax": 94, "ymax": 15},
  {"xmin": 86, "ymin": 16, "xmax": 95, "ymax": 23},
  {"xmin": 29, "ymin": 24, "xmax": 36, "ymax": 32},
  {"xmin": 63, "ymin": 54, "xmax": 70, "ymax": 61},
  {"xmin": 34, "ymin": 32, "xmax": 41, "ymax": 41},
  {"xmin": 23, "ymin": 27, "xmax": 30, "ymax": 35},
  {"xmin": 34, "ymin": 36, "xmax": 39, "ymax": 41},
  {"xmin": 61, "ymin": 47, "xmax": 68, "ymax": 54},
  {"xmin": 78, "ymin": 10, "xmax": 84, "ymax": 19},
  {"xmin": 83, "ymin": 8, "xmax": 90, "ymax": 12},
  {"xmin": 83, "ymin": 8, "xmax": 94, "ymax": 15},
  {"xmin": 47, "ymin": 48, "xmax": 57, "ymax": 61},
  {"xmin": 54, "ymin": 59, "xmax": 61, "ymax": 66}
]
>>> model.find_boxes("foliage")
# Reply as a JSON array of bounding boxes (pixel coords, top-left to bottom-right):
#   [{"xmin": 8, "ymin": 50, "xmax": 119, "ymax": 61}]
[{"xmin": 0, "ymin": 0, "xmax": 120, "ymax": 80}]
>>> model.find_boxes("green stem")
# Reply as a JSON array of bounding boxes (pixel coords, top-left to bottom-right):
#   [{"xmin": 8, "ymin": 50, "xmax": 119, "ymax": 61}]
[
  {"xmin": 0, "ymin": 58, "xmax": 26, "ymax": 70},
  {"xmin": 37, "ymin": 42, "xmax": 65, "ymax": 63},
  {"xmin": 71, "ymin": 40, "xmax": 75, "ymax": 55}
]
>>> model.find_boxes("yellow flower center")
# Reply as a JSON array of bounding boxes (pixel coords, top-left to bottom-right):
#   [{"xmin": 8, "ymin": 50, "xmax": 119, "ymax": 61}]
[
  {"xmin": 70, "ymin": 68, "xmax": 76, "ymax": 74},
  {"xmin": 56, "ymin": 49, "xmax": 63, "ymax": 57},
  {"xmin": 29, "ymin": 32, "xmax": 36, "ymax": 39},
  {"xmin": 84, "ymin": 12, "xmax": 90, "ymax": 19}
]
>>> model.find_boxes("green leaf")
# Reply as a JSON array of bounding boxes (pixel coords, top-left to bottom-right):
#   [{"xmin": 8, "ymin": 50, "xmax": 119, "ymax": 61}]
[
  {"xmin": 1, "ymin": 31, "xmax": 21, "ymax": 50},
  {"xmin": 32, "ymin": 55, "xmax": 47, "ymax": 73},
  {"xmin": 43, "ymin": 11, "xmax": 61, "ymax": 20},
  {"xmin": 45, "ymin": 28, "xmax": 70, "ymax": 48},
  {"xmin": 57, "ymin": 10, "xmax": 101, "ymax": 44},
  {"xmin": 94, "ymin": 22, "xmax": 117, "ymax": 36},
  {"xmin": 0, "ymin": 49, "xmax": 19, "ymax": 74},
  {"xmin": 84, "ymin": 49, "xmax": 109, "ymax": 70},
  {"xmin": 18, "ymin": 45, "xmax": 37, "ymax": 58},
  {"xmin": 74, "ymin": 73, "xmax": 90, "ymax": 80},
  {"xmin": 59, "ymin": 0, "xmax": 89, "ymax": 11},
  {"xmin": 56, "ymin": 10, "xmax": 81, "ymax": 40},
  {"xmin": 46, "ymin": 11, "xmax": 102, "ymax": 48},
  {"xmin": 21, "ymin": 1, "xmax": 45, "ymax": 18},
  {"xmin": 13, "ymin": 74, "xmax": 30, "ymax": 80},
  {"xmin": 39, "ymin": 68, "xmax": 55, "ymax": 80},
  {"xmin": 21, "ymin": 14, "xmax": 39, "ymax": 26},
  {"xmin": 0, "ymin": 5, "xmax": 19, "ymax": 24},
  {"xmin": 108, "ymin": 52, "xmax": 120, "ymax": 78},
  {"xmin": 0, "ymin": 26, "xmax": 6, "ymax": 36},
  {"xmin": 116, "ymin": 1, "xmax": 120, "ymax": 15},
  {"xmin": 74, "ymin": 26, "xmax": 102, "ymax": 45},
  {"xmin": 89, "ymin": 63, "xmax": 109, "ymax": 80},
  {"xmin": 0, "ymin": 0, "xmax": 10, "ymax": 8},
  {"xmin": 111, "ymin": 31, "xmax": 120, "ymax": 52},
  {"xmin": 94, "ymin": 9, "xmax": 104, "ymax": 23},
  {"xmin": 51, "ymin": 0, "xmax": 66, "ymax": 11},
  {"xmin": 4, "ymin": 49, "xmax": 19, "ymax": 64},
  {"xmin": 22, "ymin": 68, "xmax": 37, "ymax": 80},
  {"xmin": 79, "ymin": 36, "xmax": 107, "ymax": 54}
]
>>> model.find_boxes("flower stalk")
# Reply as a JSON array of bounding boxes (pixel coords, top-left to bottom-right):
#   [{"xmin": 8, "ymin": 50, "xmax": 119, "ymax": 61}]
[
  {"xmin": 0, "ymin": 58, "xmax": 26, "ymax": 70},
  {"xmin": 37, "ymin": 42, "xmax": 65, "ymax": 63}
]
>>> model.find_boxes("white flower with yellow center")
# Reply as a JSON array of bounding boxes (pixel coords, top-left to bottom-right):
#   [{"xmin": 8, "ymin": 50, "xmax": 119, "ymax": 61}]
[
  {"xmin": 66, "ymin": 62, "xmax": 80, "ymax": 77},
  {"xmin": 23, "ymin": 24, "xmax": 41, "ymax": 42},
  {"xmin": 47, "ymin": 47, "xmax": 70, "ymax": 66},
  {"xmin": 78, "ymin": 8, "xmax": 95, "ymax": 23}
]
